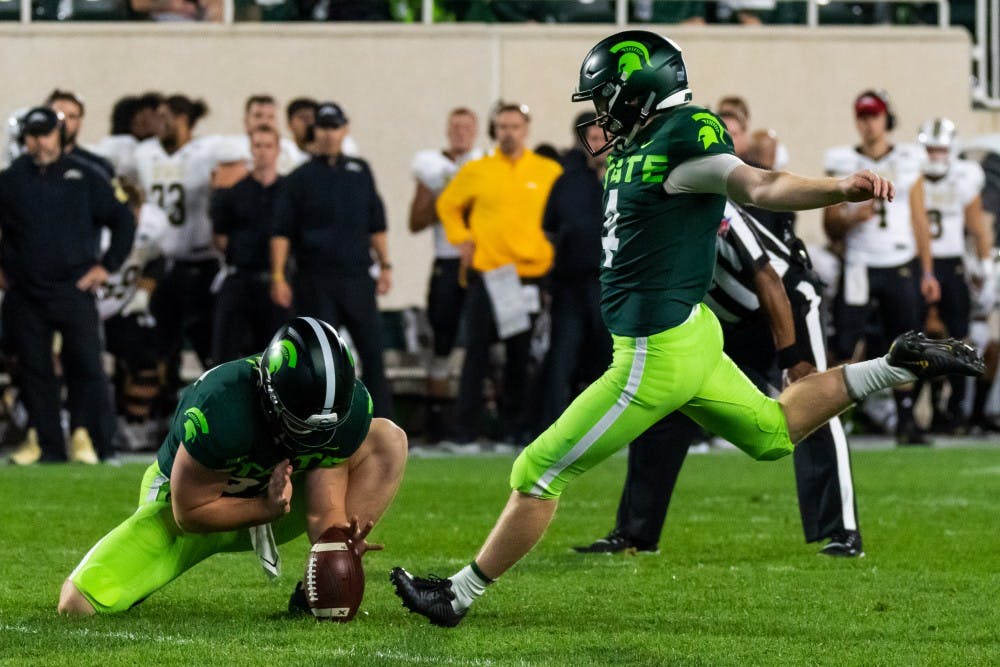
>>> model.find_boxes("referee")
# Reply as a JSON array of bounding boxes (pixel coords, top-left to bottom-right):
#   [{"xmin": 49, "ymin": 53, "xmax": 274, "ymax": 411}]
[
  {"xmin": 575, "ymin": 202, "xmax": 863, "ymax": 557},
  {"xmin": 1, "ymin": 107, "xmax": 135, "ymax": 464}
]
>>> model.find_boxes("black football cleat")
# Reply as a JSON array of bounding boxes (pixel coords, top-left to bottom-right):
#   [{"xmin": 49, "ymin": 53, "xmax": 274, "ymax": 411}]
[
  {"xmin": 389, "ymin": 568, "xmax": 467, "ymax": 628},
  {"xmin": 288, "ymin": 580, "xmax": 310, "ymax": 616},
  {"xmin": 887, "ymin": 332, "xmax": 985, "ymax": 380},
  {"xmin": 572, "ymin": 530, "xmax": 658, "ymax": 554},
  {"xmin": 819, "ymin": 531, "xmax": 864, "ymax": 558}
]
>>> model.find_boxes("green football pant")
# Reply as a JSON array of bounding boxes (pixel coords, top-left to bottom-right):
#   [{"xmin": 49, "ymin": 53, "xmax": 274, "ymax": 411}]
[
  {"xmin": 68, "ymin": 462, "xmax": 308, "ymax": 614},
  {"xmin": 512, "ymin": 304, "xmax": 793, "ymax": 499}
]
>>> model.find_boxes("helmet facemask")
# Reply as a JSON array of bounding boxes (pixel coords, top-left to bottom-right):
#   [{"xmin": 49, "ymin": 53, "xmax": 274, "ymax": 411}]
[{"xmin": 573, "ymin": 80, "xmax": 657, "ymax": 156}]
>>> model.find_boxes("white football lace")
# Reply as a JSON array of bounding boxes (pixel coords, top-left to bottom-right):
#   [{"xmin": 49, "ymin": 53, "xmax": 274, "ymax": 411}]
[{"xmin": 306, "ymin": 555, "xmax": 319, "ymax": 603}]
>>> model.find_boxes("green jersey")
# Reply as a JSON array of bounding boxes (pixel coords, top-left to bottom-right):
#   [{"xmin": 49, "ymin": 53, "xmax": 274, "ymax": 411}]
[
  {"xmin": 600, "ymin": 104, "xmax": 734, "ymax": 337},
  {"xmin": 156, "ymin": 357, "xmax": 373, "ymax": 498}
]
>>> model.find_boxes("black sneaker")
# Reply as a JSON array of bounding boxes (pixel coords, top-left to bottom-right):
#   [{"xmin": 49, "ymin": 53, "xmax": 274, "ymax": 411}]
[
  {"xmin": 389, "ymin": 568, "xmax": 467, "ymax": 628},
  {"xmin": 819, "ymin": 531, "xmax": 864, "ymax": 558},
  {"xmin": 288, "ymin": 580, "xmax": 310, "ymax": 615},
  {"xmin": 887, "ymin": 332, "xmax": 985, "ymax": 380},
  {"xmin": 572, "ymin": 530, "xmax": 658, "ymax": 554}
]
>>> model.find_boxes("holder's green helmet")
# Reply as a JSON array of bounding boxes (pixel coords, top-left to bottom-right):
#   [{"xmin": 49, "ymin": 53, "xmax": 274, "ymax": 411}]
[
  {"xmin": 259, "ymin": 317, "xmax": 356, "ymax": 449},
  {"xmin": 572, "ymin": 30, "xmax": 692, "ymax": 154}
]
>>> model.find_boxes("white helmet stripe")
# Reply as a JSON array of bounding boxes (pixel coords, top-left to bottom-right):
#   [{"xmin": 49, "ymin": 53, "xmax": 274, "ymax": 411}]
[{"xmin": 301, "ymin": 317, "xmax": 336, "ymax": 415}]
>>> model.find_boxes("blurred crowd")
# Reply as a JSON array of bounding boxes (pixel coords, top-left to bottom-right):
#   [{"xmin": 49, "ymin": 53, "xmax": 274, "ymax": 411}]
[
  {"xmin": 1, "ymin": 82, "xmax": 998, "ymax": 466},
  {"xmin": 5, "ymin": 0, "xmax": 967, "ymax": 26}
]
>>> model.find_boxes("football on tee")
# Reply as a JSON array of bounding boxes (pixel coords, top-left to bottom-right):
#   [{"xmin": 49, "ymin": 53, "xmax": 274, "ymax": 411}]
[{"xmin": 306, "ymin": 526, "xmax": 365, "ymax": 621}]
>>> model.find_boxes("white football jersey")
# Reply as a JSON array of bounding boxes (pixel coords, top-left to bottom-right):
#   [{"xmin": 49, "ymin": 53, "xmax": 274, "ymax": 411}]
[
  {"xmin": 411, "ymin": 147, "xmax": 483, "ymax": 259},
  {"xmin": 90, "ymin": 135, "xmax": 139, "ymax": 175},
  {"xmin": 131, "ymin": 135, "xmax": 241, "ymax": 261},
  {"xmin": 824, "ymin": 143, "xmax": 924, "ymax": 267},
  {"xmin": 98, "ymin": 203, "xmax": 169, "ymax": 320},
  {"xmin": 925, "ymin": 159, "xmax": 985, "ymax": 258}
]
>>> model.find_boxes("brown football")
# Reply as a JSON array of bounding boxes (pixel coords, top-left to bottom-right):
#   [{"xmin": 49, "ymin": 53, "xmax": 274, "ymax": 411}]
[{"xmin": 305, "ymin": 526, "xmax": 365, "ymax": 622}]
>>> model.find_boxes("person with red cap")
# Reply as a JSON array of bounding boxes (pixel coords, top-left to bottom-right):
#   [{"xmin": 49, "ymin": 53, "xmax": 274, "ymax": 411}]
[{"xmin": 822, "ymin": 90, "xmax": 940, "ymax": 445}]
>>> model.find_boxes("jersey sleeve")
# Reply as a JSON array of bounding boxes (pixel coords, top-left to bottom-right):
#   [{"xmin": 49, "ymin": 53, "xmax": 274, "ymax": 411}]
[
  {"xmin": 411, "ymin": 150, "xmax": 451, "ymax": 192},
  {"xmin": 93, "ymin": 174, "xmax": 137, "ymax": 273},
  {"xmin": 542, "ymin": 174, "xmax": 566, "ymax": 235},
  {"xmin": 272, "ymin": 173, "xmax": 298, "ymax": 238},
  {"xmin": 664, "ymin": 153, "xmax": 743, "ymax": 195},
  {"xmin": 669, "ymin": 109, "xmax": 736, "ymax": 166},
  {"xmin": 435, "ymin": 162, "xmax": 476, "ymax": 246},
  {"xmin": 957, "ymin": 160, "xmax": 986, "ymax": 206},
  {"xmin": 210, "ymin": 186, "xmax": 233, "ymax": 235},
  {"xmin": 823, "ymin": 146, "xmax": 854, "ymax": 177},
  {"xmin": 321, "ymin": 379, "xmax": 374, "ymax": 465},
  {"xmin": 364, "ymin": 162, "xmax": 388, "ymax": 234},
  {"xmin": 172, "ymin": 367, "xmax": 253, "ymax": 469}
]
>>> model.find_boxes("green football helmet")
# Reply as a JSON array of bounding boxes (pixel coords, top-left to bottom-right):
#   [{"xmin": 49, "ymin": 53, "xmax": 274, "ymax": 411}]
[
  {"xmin": 259, "ymin": 317, "xmax": 356, "ymax": 449},
  {"xmin": 572, "ymin": 30, "xmax": 692, "ymax": 155}
]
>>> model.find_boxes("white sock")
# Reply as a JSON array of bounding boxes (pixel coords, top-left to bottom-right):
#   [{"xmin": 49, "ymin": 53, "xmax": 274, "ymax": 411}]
[
  {"xmin": 449, "ymin": 563, "xmax": 492, "ymax": 612},
  {"xmin": 843, "ymin": 356, "xmax": 917, "ymax": 402}
]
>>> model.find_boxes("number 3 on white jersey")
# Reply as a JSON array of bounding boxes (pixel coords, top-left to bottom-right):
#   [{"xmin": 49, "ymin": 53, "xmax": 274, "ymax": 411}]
[{"xmin": 602, "ymin": 188, "xmax": 620, "ymax": 268}]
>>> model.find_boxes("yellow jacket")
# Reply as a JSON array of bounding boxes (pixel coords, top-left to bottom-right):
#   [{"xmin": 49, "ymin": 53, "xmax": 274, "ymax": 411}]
[{"xmin": 436, "ymin": 149, "xmax": 561, "ymax": 278}]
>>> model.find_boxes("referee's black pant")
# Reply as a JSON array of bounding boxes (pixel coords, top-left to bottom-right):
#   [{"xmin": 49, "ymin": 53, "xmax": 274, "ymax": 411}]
[
  {"xmin": 610, "ymin": 277, "xmax": 859, "ymax": 547},
  {"xmin": 1, "ymin": 287, "xmax": 116, "ymax": 461},
  {"xmin": 294, "ymin": 270, "xmax": 393, "ymax": 418}
]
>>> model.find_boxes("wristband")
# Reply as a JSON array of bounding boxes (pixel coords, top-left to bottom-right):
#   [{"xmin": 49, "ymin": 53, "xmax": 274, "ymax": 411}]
[
  {"xmin": 380, "ymin": 262, "xmax": 393, "ymax": 270},
  {"xmin": 776, "ymin": 344, "xmax": 803, "ymax": 369},
  {"xmin": 271, "ymin": 272, "xmax": 286, "ymax": 283}
]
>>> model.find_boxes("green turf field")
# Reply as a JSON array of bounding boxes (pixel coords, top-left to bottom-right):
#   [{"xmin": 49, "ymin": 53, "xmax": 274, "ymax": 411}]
[{"xmin": 1, "ymin": 445, "xmax": 997, "ymax": 666}]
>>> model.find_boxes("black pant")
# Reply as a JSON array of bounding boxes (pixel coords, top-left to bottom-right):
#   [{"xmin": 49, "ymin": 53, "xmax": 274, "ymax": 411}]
[
  {"xmin": 213, "ymin": 270, "xmax": 292, "ymax": 363},
  {"xmin": 427, "ymin": 258, "xmax": 466, "ymax": 357},
  {"xmin": 151, "ymin": 258, "xmax": 219, "ymax": 391},
  {"xmin": 534, "ymin": 275, "xmax": 611, "ymax": 432},
  {"xmin": 455, "ymin": 272, "xmax": 539, "ymax": 443},
  {"xmin": 611, "ymin": 277, "xmax": 859, "ymax": 546},
  {"xmin": 104, "ymin": 313, "xmax": 160, "ymax": 421},
  {"xmin": 832, "ymin": 259, "xmax": 922, "ymax": 360},
  {"xmin": 932, "ymin": 256, "xmax": 971, "ymax": 339},
  {"xmin": 2, "ymin": 288, "xmax": 116, "ymax": 460},
  {"xmin": 294, "ymin": 271, "xmax": 393, "ymax": 418},
  {"xmin": 613, "ymin": 414, "xmax": 698, "ymax": 548}
]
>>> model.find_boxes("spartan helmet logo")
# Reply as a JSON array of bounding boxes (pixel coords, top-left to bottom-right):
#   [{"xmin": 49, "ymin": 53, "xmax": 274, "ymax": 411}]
[
  {"xmin": 268, "ymin": 339, "xmax": 298, "ymax": 375},
  {"xmin": 610, "ymin": 40, "xmax": 651, "ymax": 80}
]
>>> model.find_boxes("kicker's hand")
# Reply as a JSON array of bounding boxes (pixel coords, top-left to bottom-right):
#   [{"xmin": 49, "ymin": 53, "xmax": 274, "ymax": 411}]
[{"xmin": 839, "ymin": 169, "xmax": 895, "ymax": 203}]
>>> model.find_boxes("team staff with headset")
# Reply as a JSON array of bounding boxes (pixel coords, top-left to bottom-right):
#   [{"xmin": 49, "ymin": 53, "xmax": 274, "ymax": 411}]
[{"xmin": 1, "ymin": 107, "xmax": 135, "ymax": 464}]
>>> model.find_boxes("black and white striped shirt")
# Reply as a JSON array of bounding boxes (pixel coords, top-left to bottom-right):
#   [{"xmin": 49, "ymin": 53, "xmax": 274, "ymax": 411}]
[{"xmin": 704, "ymin": 202, "xmax": 800, "ymax": 325}]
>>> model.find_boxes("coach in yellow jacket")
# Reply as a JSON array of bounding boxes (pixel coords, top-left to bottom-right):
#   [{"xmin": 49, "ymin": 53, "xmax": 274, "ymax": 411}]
[{"xmin": 436, "ymin": 103, "xmax": 562, "ymax": 449}]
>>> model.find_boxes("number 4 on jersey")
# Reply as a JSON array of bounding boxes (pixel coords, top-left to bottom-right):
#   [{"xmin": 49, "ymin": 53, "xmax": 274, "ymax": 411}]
[{"xmin": 603, "ymin": 189, "xmax": 621, "ymax": 268}]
